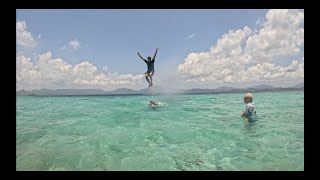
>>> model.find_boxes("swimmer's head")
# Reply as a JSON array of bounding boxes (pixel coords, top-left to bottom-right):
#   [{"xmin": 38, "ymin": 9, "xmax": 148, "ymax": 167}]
[
  {"xmin": 244, "ymin": 93, "xmax": 253, "ymax": 103},
  {"xmin": 149, "ymin": 101, "xmax": 158, "ymax": 105}
]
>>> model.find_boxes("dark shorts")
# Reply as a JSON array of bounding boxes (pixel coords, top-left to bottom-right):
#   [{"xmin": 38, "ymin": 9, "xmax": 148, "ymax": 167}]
[{"xmin": 145, "ymin": 70, "xmax": 155, "ymax": 75}]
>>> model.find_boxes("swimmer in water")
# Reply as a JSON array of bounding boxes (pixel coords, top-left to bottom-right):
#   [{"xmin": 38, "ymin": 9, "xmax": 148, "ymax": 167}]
[{"xmin": 149, "ymin": 100, "xmax": 159, "ymax": 106}]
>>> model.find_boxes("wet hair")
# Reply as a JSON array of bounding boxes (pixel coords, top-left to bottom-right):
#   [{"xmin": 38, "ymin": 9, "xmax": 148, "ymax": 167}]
[
  {"xmin": 147, "ymin": 56, "xmax": 151, "ymax": 61},
  {"xmin": 150, "ymin": 101, "xmax": 157, "ymax": 105}
]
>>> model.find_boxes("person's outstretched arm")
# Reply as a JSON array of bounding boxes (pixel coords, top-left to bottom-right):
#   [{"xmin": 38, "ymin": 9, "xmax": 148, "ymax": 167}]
[
  {"xmin": 137, "ymin": 52, "xmax": 146, "ymax": 61},
  {"xmin": 152, "ymin": 48, "xmax": 158, "ymax": 61}
]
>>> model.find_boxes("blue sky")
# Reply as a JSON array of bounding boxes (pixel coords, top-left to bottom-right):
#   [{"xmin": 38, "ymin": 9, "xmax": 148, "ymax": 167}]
[{"xmin": 16, "ymin": 9, "xmax": 304, "ymax": 91}]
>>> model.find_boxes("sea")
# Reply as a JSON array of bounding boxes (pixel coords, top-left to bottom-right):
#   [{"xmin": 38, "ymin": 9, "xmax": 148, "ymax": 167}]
[{"xmin": 16, "ymin": 91, "xmax": 304, "ymax": 171}]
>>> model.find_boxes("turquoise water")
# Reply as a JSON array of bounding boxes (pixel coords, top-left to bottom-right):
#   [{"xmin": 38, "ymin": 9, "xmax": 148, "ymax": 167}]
[{"xmin": 16, "ymin": 91, "xmax": 304, "ymax": 171}]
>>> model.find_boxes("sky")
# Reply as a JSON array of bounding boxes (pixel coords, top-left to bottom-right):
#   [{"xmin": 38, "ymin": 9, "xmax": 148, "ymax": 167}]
[{"xmin": 16, "ymin": 9, "xmax": 304, "ymax": 91}]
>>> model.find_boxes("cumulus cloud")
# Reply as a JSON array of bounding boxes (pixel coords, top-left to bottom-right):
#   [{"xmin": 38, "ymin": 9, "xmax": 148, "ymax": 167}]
[
  {"xmin": 246, "ymin": 9, "xmax": 304, "ymax": 63},
  {"xmin": 61, "ymin": 39, "xmax": 81, "ymax": 51},
  {"xmin": 68, "ymin": 40, "xmax": 80, "ymax": 51},
  {"xmin": 16, "ymin": 52, "xmax": 145, "ymax": 91},
  {"xmin": 177, "ymin": 9, "xmax": 304, "ymax": 85},
  {"xmin": 16, "ymin": 21, "xmax": 37, "ymax": 48}
]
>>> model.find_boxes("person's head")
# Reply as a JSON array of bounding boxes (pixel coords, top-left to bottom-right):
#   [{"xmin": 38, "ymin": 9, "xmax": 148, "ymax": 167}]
[
  {"xmin": 149, "ymin": 101, "xmax": 157, "ymax": 105},
  {"xmin": 147, "ymin": 56, "xmax": 151, "ymax": 62},
  {"xmin": 244, "ymin": 93, "xmax": 253, "ymax": 104}
]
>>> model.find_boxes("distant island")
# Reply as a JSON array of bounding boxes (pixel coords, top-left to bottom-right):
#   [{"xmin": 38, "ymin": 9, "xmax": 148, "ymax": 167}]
[{"xmin": 16, "ymin": 82, "xmax": 304, "ymax": 96}]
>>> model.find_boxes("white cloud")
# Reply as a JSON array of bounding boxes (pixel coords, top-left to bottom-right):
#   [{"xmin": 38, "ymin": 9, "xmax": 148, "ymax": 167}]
[
  {"xmin": 68, "ymin": 40, "xmax": 80, "ymax": 51},
  {"xmin": 61, "ymin": 39, "xmax": 81, "ymax": 51},
  {"xmin": 177, "ymin": 9, "xmax": 304, "ymax": 86},
  {"xmin": 244, "ymin": 58, "xmax": 304, "ymax": 82},
  {"xmin": 246, "ymin": 9, "xmax": 304, "ymax": 63},
  {"xmin": 16, "ymin": 52, "xmax": 145, "ymax": 91},
  {"xmin": 186, "ymin": 33, "xmax": 195, "ymax": 40},
  {"xmin": 16, "ymin": 21, "xmax": 37, "ymax": 48}
]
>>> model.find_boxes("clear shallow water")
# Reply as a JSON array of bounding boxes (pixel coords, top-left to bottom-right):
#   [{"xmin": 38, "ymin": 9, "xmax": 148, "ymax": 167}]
[{"xmin": 16, "ymin": 91, "xmax": 304, "ymax": 171}]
